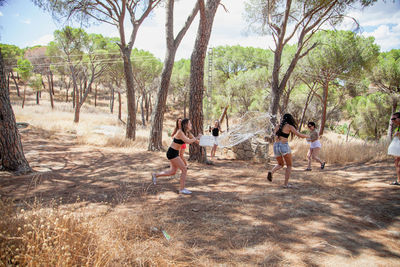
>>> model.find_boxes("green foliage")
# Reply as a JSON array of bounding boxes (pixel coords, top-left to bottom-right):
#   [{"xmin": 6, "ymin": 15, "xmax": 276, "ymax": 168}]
[
  {"xmin": 370, "ymin": 49, "xmax": 400, "ymax": 93},
  {"xmin": 15, "ymin": 58, "xmax": 33, "ymax": 82},
  {"xmin": 346, "ymin": 93, "xmax": 391, "ymax": 140},
  {"xmin": 0, "ymin": 43, "xmax": 23, "ymax": 71},
  {"xmin": 212, "ymin": 45, "xmax": 272, "ymax": 82},
  {"xmin": 30, "ymin": 74, "xmax": 43, "ymax": 92}
]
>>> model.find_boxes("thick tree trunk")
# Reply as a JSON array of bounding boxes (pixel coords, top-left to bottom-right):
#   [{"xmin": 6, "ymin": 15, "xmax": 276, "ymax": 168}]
[
  {"xmin": 122, "ymin": 49, "xmax": 136, "ymax": 140},
  {"xmin": 188, "ymin": 0, "xmax": 220, "ymax": 163},
  {"xmin": 148, "ymin": 50, "xmax": 176, "ymax": 150},
  {"xmin": 148, "ymin": 0, "xmax": 199, "ymax": 151},
  {"xmin": 0, "ymin": 49, "xmax": 31, "ymax": 174}
]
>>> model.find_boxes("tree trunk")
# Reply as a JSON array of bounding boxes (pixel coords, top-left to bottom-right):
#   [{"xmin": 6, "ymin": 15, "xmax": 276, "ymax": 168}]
[
  {"xmin": 122, "ymin": 49, "xmax": 136, "ymax": 140},
  {"xmin": 22, "ymin": 86, "xmax": 26, "ymax": 108},
  {"xmin": 145, "ymin": 92, "xmax": 150, "ymax": 122},
  {"xmin": 95, "ymin": 85, "xmax": 98, "ymax": 107},
  {"xmin": 299, "ymin": 88, "xmax": 314, "ymax": 132},
  {"xmin": 319, "ymin": 78, "xmax": 329, "ymax": 136},
  {"xmin": 110, "ymin": 85, "xmax": 115, "ymax": 114},
  {"xmin": 148, "ymin": 0, "xmax": 199, "ymax": 151},
  {"xmin": 36, "ymin": 90, "xmax": 40, "ymax": 105},
  {"xmin": 11, "ymin": 71, "xmax": 20, "ymax": 97},
  {"xmin": 118, "ymin": 91, "xmax": 122, "ymax": 121},
  {"xmin": 141, "ymin": 93, "xmax": 146, "ymax": 126},
  {"xmin": 0, "ymin": 49, "xmax": 31, "ymax": 174},
  {"xmin": 188, "ymin": 0, "xmax": 220, "ymax": 162},
  {"xmin": 50, "ymin": 71, "xmax": 55, "ymax": 95},
  {"xmin": 183, "ymin": 91, "xmax": 187, "ymax": 118}
]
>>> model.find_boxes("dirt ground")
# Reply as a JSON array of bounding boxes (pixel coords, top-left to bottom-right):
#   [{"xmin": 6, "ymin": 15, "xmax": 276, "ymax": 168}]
[{"xmin": 1, "ymin": 126, "xmax": 400, "ymax": 266}]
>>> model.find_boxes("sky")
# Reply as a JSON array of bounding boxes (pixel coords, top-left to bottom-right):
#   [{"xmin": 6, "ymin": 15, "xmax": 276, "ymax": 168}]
[{"xmin": 0, "ymin": 0, "xmax": 399, "ymax": 60}]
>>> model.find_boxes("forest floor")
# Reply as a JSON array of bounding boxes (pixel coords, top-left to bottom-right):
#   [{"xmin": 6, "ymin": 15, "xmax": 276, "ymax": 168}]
[{"xmin": 1, "ymin": 123, "xmax": 400, "ymax": 266}]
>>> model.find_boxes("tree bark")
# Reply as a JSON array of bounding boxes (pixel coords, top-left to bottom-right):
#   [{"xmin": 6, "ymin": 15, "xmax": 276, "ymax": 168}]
[
  {"xmin": 11, "ymin": 71, "xmax": 20, "ymax": 97},
  {"xmin": 189, "ymin": 0, "xmax": 220, "ymax": 162},
  {"xmin": 122, "ymin": 48, "xmax": 136, "ymax": 139},
  {"xmin": 0, "ymin": 48, "xmax": 31, "ymax": 174}
]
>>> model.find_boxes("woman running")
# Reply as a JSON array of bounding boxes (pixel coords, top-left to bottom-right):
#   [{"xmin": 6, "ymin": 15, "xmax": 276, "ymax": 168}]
[
  {"xmin": 267, "ymin": 114, "xmax": 309, "ymax": 188},
  {"xmin": 390, "ymin": 112, "xmax": 400, "ymax": 186},
  {"xmin": 305, "ymin": 122, "xmax": 326, "ymax": 171},
  {"xmin": 209, "ymin": 120, "xmax": 223, "ymax": 160},
  {"xmin": 171, "ymin": 118, "xmax": 187, "ymax": 167},
  {"xmin": 152, "ymin": 118, "xmax": 200, "ymax": 194}
]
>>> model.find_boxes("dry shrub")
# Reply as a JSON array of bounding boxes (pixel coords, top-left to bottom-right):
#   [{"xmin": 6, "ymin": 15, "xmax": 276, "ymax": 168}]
[
  {"xmin": 0, "ymin": 199, "xmax": 109, "ymax": 266},
  {"xmin": 291, "ymin": 132, "xmax": 390, "ymax": 164}
]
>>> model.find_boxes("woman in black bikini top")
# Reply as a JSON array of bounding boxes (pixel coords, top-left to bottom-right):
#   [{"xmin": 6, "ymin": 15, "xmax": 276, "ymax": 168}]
[
  {"xmin": 152, "ymin": 118, "xmax": 200, "ymax": 195},
  {"xmin": 267, "ymin": 114, "xmax": 308, "ymax": 188}
]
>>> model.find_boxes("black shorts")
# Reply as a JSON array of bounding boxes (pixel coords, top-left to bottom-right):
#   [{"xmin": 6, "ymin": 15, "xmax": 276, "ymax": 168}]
[{"xmin": 166, "ymin": 147, "xmax": 179, "ymax": 160}]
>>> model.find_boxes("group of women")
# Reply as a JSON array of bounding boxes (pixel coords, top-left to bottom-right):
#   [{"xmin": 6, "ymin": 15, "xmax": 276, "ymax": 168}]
[{"xmin": 152, "ymin": 112, "xmax": 400, "ymax": 194}]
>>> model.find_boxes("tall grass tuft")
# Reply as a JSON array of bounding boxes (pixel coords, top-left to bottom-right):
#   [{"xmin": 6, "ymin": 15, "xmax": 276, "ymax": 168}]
[{"xmin": 0, "ymin": 199, "xmax": 109, "ymax": 266}]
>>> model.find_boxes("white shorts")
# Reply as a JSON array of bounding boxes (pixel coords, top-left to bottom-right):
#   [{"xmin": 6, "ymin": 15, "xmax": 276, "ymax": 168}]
[
  {"xmin": 310, "ymin": 140, "xmax": 321, "ymax": 149},
  {"xmin": 213, "ymin": 136, "xmax": 219, "ymax": 146}
]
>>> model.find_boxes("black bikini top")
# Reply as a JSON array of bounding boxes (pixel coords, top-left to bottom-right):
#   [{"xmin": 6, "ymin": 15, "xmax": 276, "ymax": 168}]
[
  {"xmin": 212, "ymin": 127, "xmax": 219, "ymax": 137},
  {"xmin": 276, "ymin": 123, "xmax": 290, "ymax": 138},
  {"xmin": 173, "ymin": 138, "xmax": 185, "ymax": 144}
]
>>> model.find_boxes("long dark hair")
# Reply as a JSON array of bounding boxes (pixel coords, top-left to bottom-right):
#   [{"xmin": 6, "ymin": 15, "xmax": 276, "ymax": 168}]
[
  {"xmin": 181, "ymin": 118, "xmax": 190, "ymax": 136},
  {"xmin": 278, "ymin": 114, "xmax": 297, "ymax": 138},
  {"xmin": 280, "ymin": 113, "xmax": 297, "ymax": 130},
  {"xmin": 171, "ymin": 118, "xmax": 182, "ymax": 137}
]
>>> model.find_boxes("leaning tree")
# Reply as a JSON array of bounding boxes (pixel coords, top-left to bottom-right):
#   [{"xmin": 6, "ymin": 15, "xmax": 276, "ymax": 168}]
[
  {"xmin": 0, "ymin": 48, "xmax": 32, "ymax": 174},
  {"xmin": 148, "ymin": 0, "xmax": 200, "ymax": 151}
]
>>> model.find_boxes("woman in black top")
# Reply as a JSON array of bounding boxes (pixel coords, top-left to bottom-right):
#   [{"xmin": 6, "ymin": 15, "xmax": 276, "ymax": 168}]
[
  {"xmin": 390, "ymin": 112, "xmax": 400, "ymax": 186},
  {"xmin": 210, "ymin": 120, "xmax": 223, "ymax": 160},
  {"xmin": 152, "ymin": 118, "xmax": 200, "ymax": 194},
  {"xmin": 267, "ymin": 114, "xmax": 308, "ymax": 188}
]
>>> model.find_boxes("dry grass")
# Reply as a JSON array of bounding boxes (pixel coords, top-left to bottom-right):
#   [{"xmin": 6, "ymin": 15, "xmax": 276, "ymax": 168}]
[
  {"xmin": 290, "ymin": 132, "xmax": 390, "ymax": 164},
  {"xmin": 0, "ymin": 199, "xmax": 197, "ymax": 266},
  {"xmin": 13, "ymin": 104, "xmax": 171, "ymax": 150}
]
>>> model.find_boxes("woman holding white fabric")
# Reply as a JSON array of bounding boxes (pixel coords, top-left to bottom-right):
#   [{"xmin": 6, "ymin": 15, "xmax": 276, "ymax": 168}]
[
  {"xmin": 305, "ymin": 122, "xmax": 325, "ymax": 171},
  {"xmin": 389, "ymin": 112, "xmax": 400, "ymax": 186}
]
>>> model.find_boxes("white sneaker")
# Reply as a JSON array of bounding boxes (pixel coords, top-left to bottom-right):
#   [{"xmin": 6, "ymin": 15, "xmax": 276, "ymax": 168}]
[
  {"xmin": 152, "ymin": 173, "xmax": 157, "ymax": 185},
  {"xmin": 179, "ymin": 188, "xmax": 192, "ymax": 195}
]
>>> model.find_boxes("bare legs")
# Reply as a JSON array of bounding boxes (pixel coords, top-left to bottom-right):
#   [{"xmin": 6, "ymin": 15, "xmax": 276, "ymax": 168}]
[
  {"xmin": 268, "ymin": 153, "xmax": 292, "ymax": 187},
  {"xmin": 211, "ymin": 144, "xmax": 218, "ymax": 160},
  {"xmin": 153, "ymin": 157, "xmax": 187, "ymax": 190},
  {"xmin": 180, "ymin": 148, "xmax": 187, "ymax": 166},
  {"xmin": 307, "ymin": 147, "xmax": 324, "ymax": 169}
]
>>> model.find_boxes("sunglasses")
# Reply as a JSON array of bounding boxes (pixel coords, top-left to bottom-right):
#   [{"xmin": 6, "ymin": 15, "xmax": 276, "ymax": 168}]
[{"xmin": 391, "ymin": 117, "xmax": 398, "ymax": 121}]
